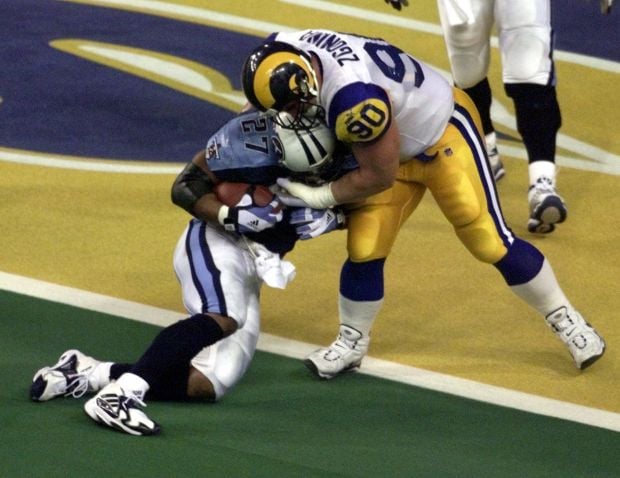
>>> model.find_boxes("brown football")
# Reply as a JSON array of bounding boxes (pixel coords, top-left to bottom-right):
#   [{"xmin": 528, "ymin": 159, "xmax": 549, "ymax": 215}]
[{"xmin": 214, "ymin": 182, "xmax": 275, "ymax": 207}]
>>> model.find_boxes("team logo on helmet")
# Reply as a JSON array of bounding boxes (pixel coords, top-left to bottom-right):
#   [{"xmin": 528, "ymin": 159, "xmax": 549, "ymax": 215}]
[
  {"xmin": 242, "ymin": 41, "xmax": 318, "ymax": 112},
  {"xmin": 271, "ymin": 134, "xmax": 284, "ymax": 162}
]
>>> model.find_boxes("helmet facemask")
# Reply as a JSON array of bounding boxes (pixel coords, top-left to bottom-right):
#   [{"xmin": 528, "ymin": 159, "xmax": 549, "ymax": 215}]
[
  {"xmin": 275, "ymin": 112, "xmax": 337, "ymax": 185},
  {"xmin": 269, "ymin": 102, "xmax": 326, "ymax": 132}
]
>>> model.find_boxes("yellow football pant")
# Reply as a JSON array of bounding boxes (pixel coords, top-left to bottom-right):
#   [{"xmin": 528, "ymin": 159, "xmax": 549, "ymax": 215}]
[{"xmin": 345, "ymin": 88, "xmax": 512, "ymax": 264}]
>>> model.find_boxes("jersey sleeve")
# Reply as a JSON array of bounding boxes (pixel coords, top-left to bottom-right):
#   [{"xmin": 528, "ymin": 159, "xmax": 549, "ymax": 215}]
[{"xmin": 328, "ymin": 82, "xmax": 392, "ymax": 144}]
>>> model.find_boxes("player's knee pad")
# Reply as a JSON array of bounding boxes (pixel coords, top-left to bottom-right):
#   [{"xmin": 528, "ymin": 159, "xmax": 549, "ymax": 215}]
[
  {"xmin": 450, "ymin": 53, "xmax": 489, "ymax": 88},
  {"xmin": 191, "ymin": 328, "xmax": 258, "ymax": 401},
  {"xmin": 454, "ymin": 208, "xmax": 508, "ymax": 264},
  {"xmin": 346, "ymin": 180, "xmax": 419, "ymax": 261},
  {"xmin": 501, "ymin": 28, "xmax": 552, "ymax": 84},
  {"xmin": 346, "ymin": 207, "xmax": 400, "ymax": 262},
  {"xmin": 457, "ymin": 224, "xmax": 507, "ymax": 264},
  {"xmin": 347, "ymin": 226, "xmax": 396, "ymax": 262}
]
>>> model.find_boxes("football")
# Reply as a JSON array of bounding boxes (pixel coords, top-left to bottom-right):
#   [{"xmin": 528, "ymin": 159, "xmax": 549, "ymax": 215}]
[{"xmin": 214, "ymin": 182, "xmax": 275, "ymax": 207}]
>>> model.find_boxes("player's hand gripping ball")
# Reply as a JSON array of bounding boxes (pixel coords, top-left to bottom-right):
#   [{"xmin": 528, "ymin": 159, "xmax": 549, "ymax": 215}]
[
  {"xmin": 214, "ymin": 182, "xmax": 275, "ymax": 207},
  {"xmin": 215, "ymin": 182, "xmax": 283, "ymax": 234}
]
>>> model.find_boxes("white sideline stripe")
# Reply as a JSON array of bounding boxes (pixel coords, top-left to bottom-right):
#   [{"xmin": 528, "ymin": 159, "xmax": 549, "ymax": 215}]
[
  {"xmin": 71, "ymin": 0, "xmax": 620, "ymax": 73},
  {"xmin": 0, "ymin": 147, "xmax": 183, "ymax": 174},
  {"xmin": 278, "ymin": 0, "xmax": 620, "ymax": 74},
  {"xmin": 1, "ymin": 270, "xmax": 618, "ymax": 432}
]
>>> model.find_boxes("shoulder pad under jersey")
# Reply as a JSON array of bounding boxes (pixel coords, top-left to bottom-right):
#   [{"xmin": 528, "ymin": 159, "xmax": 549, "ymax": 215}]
[
  {"xmin": 328, "ymin": 82, "xmax": 391, "ymax": 143},
  {"xmin": 205, "ymin": 111, "xmax": 285, "ymax": 184}
]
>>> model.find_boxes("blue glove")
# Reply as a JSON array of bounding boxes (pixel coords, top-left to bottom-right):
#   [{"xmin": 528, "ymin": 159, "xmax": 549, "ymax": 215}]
[
  {"xmin": 290, "ymin": 207, "xmax": 346, "ymax": 240},
  {"xmin": 219, "ymin": 194, "xmax": 283, "ymax": 234},
  {"xmin": 384, "ymin": 0, "xmax": 409, "ymax": 11}
]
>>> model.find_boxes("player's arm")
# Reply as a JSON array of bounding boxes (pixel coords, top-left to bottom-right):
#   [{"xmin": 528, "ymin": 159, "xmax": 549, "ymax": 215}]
[
  {"xmin": 171, "ymin": 150, "xmax": 223, "ymax": 223},
  {"xmin": 330, "ymin": 121, "xmax": 400, "ymax": 204},
  {"xmin": 277, "ymin": 85, "xmax": 400, "ymax": 208},
  {"xmin": 172, "ymin": 150, "xmax": 283, "ymax": 233}
]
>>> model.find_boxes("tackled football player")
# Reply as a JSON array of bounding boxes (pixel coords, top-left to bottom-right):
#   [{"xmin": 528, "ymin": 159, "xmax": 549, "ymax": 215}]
[
  {"xmin": 29, "ymin": 110, "xmax": 344, "ymax": 436},
  {"xmin": 241, "ymin": 30, "xmax": 606, "ymax": 380}
]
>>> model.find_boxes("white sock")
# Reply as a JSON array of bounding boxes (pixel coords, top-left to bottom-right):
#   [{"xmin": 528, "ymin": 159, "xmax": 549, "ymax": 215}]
[
  {"xmin": 339, "ymin": 294, "xmax": 384, "ymax": 337},
  {"xmin": 509, "ymin": 259, "xmax": 570, "ymax": 316},
  {"xmin": 89, "ymin": 362, "xmax": 113, "ymax": 391},
  {"xmin": 529, "ymin": 160, "xmax": 556, "ymax": 186},
  {"xmin": 116, "ymin": 372, "xmax": 150, "ymax": 400}
]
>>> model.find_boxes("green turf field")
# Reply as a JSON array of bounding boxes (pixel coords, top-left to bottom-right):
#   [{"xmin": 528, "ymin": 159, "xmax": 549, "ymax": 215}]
[{"xmin": 1, "ymin": 290, "xmax": 618, "ymax": 478}]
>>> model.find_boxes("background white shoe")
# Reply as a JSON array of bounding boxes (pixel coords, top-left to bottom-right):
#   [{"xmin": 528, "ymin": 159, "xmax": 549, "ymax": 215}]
[
  {"xmin": 545, "ymin": 307, "xmax": 606, "ymax": 370},
  {"xmin": 527, "ymin": 176, "xmax": 567, "ymax": 234},
  {"xmin": 304, "ymin": 325, "xmax": 369, "ymax": 379},
  {"xmin": 84, "ymin": 375, "xmax": 160, "ymax": 436},
  {"xmin": 31, "ymin": 349, "xmax": 101, "ymax": 401},
  {"xmin": 485, "ymin": 132, "xmax": 505, "ymax": 182}
]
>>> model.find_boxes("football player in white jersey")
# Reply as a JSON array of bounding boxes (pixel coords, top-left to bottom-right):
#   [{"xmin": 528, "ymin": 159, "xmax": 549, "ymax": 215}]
[
  {"xmin": 29, "ymin": 111, "xmax": 343, "ymax": 436},
  {"xmin": 241, "ymin": 29, "xmax": 606, "ymax": 380},
  {"xmin": 382, "ymin": 0, "xmax": 610, "ymax": 234}
]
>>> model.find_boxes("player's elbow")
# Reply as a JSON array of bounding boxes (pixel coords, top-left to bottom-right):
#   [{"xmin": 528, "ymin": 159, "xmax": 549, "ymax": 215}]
[
  {"xmin": 361, "ymin": 165, "xmax": 397, "ymax": 195},
  {"xmin": 373, "ymin": 171, "xmax": 396, "ymax": 192},
  {"xmin": 171, "ymin": 177, "xmax": 195, "ymax": 213}
]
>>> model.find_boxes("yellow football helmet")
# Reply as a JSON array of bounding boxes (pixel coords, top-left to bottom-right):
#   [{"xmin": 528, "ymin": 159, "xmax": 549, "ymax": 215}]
[{"xmin": 242, "ymin": 41, "xmax": 322, "ymax": 129}]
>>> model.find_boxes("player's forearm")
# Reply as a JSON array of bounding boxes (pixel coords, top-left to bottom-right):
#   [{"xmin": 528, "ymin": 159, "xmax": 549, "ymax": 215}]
[
  {"xmin": 333, "ymin": 129, "xmax": 400, "ymax": 203},
  {"xmin": 190, "ymin": 193, "xmax": 226, "ymax": 224},
  {"xmin": 330, "ymin": 167, "xmax": 394, "ymax": 204}
]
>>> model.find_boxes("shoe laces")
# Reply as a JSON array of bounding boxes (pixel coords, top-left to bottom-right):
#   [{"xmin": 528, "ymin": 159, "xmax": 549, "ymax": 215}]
[
  {"xmin": 547, "ymin": 308, "xmax": 583, "ymax": 341},
  {"xmin": 123, "ymin": 393, "xmax": 147, "ymax": 410},
  {"xmin": 531, "ymin": 176, "xmax": 556, "ymax": 195},
  {"xmin": 66, "ymin": 374, "xmax": 90, "ymax": 398}
]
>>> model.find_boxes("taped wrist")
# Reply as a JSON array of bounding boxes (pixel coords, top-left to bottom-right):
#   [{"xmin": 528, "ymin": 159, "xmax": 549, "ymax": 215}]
[
  {"xmin": 307, "ymin": 182, "xmax": 337, "ymax": 208},
  {"xmin": 217, "ymin": 205, "xmax": 236, "ymax": 232}
]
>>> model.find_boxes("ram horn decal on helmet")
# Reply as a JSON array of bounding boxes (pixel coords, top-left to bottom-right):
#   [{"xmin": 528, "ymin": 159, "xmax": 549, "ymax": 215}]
[{"xmin": 242, "ymin": 41, "xmax": 324, "ymax": 130}]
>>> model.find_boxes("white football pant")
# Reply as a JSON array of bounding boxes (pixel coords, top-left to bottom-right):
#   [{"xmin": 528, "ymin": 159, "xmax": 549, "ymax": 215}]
[
  {"xmin": 173, "ymin": 219, "xmax": 261, "ymax": 400},
  {"xmin": 437, "ymin": 0, "xmax": 554, "ymax": 87}
]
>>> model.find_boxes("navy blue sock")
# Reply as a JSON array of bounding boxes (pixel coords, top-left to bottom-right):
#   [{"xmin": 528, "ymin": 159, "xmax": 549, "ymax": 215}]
[
  {"xmin": 110, "ymin": 363, "xmax": 132, "ymax": 380},
  {"xmin": 494, "ymin": 237, "xmax": 544, "ymax": 286},
  {"xmin": 339, "ymin": 258, "xmax": 385, "ymax": 301},
  {"xmin": 129, "ymin": 314, "xmax": 224, "ymax": 400}
]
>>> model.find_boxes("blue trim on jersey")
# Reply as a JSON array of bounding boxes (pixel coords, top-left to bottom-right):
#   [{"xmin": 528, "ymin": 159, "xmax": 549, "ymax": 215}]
[
  {"xmin": 450, "ymin": 105, "xmax": 514, "ymax": 249},
  {"xmin": 328, "ymin": 82, "xmax": 391, "ymax": 130},
  {"xmin": 548, "ymin": 28, "xmax": 557, "ymax": 87},
  {"xmin": 339, "ymin": 258, "xmax": 385, "ymax": 301},
  {"xmin": 186, "ymin": 220, "xmax": 228, "ymax": 316}
]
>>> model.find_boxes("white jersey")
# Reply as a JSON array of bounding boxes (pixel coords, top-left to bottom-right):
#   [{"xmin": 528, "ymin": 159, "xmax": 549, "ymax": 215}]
[{"xmin": 272, "ymin": 30, "xmax": 454, "ymax": 158}]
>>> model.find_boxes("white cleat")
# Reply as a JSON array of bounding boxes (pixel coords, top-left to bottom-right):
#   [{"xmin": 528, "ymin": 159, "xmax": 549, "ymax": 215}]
[
  {"xmin": 304, "ymin": 325, "xmax": 369, "ymax": 379},
  {"xmin": 545, "ymin": 306, "xmax": 606, "ymax": 370},
  {"xmin": 84, "ymin": 379, "xmax": 160, "ymax": 436},
  {"xmin": 527, "ymin": 176, "xmax": 567, "ymax": 234},
  {"xmin": 31, "ymin": 349, "xmax": 101, "ymax": 401},
  {"xmin": 485, "ymin": 132, "xmax": 505, "ymax": 182}
]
